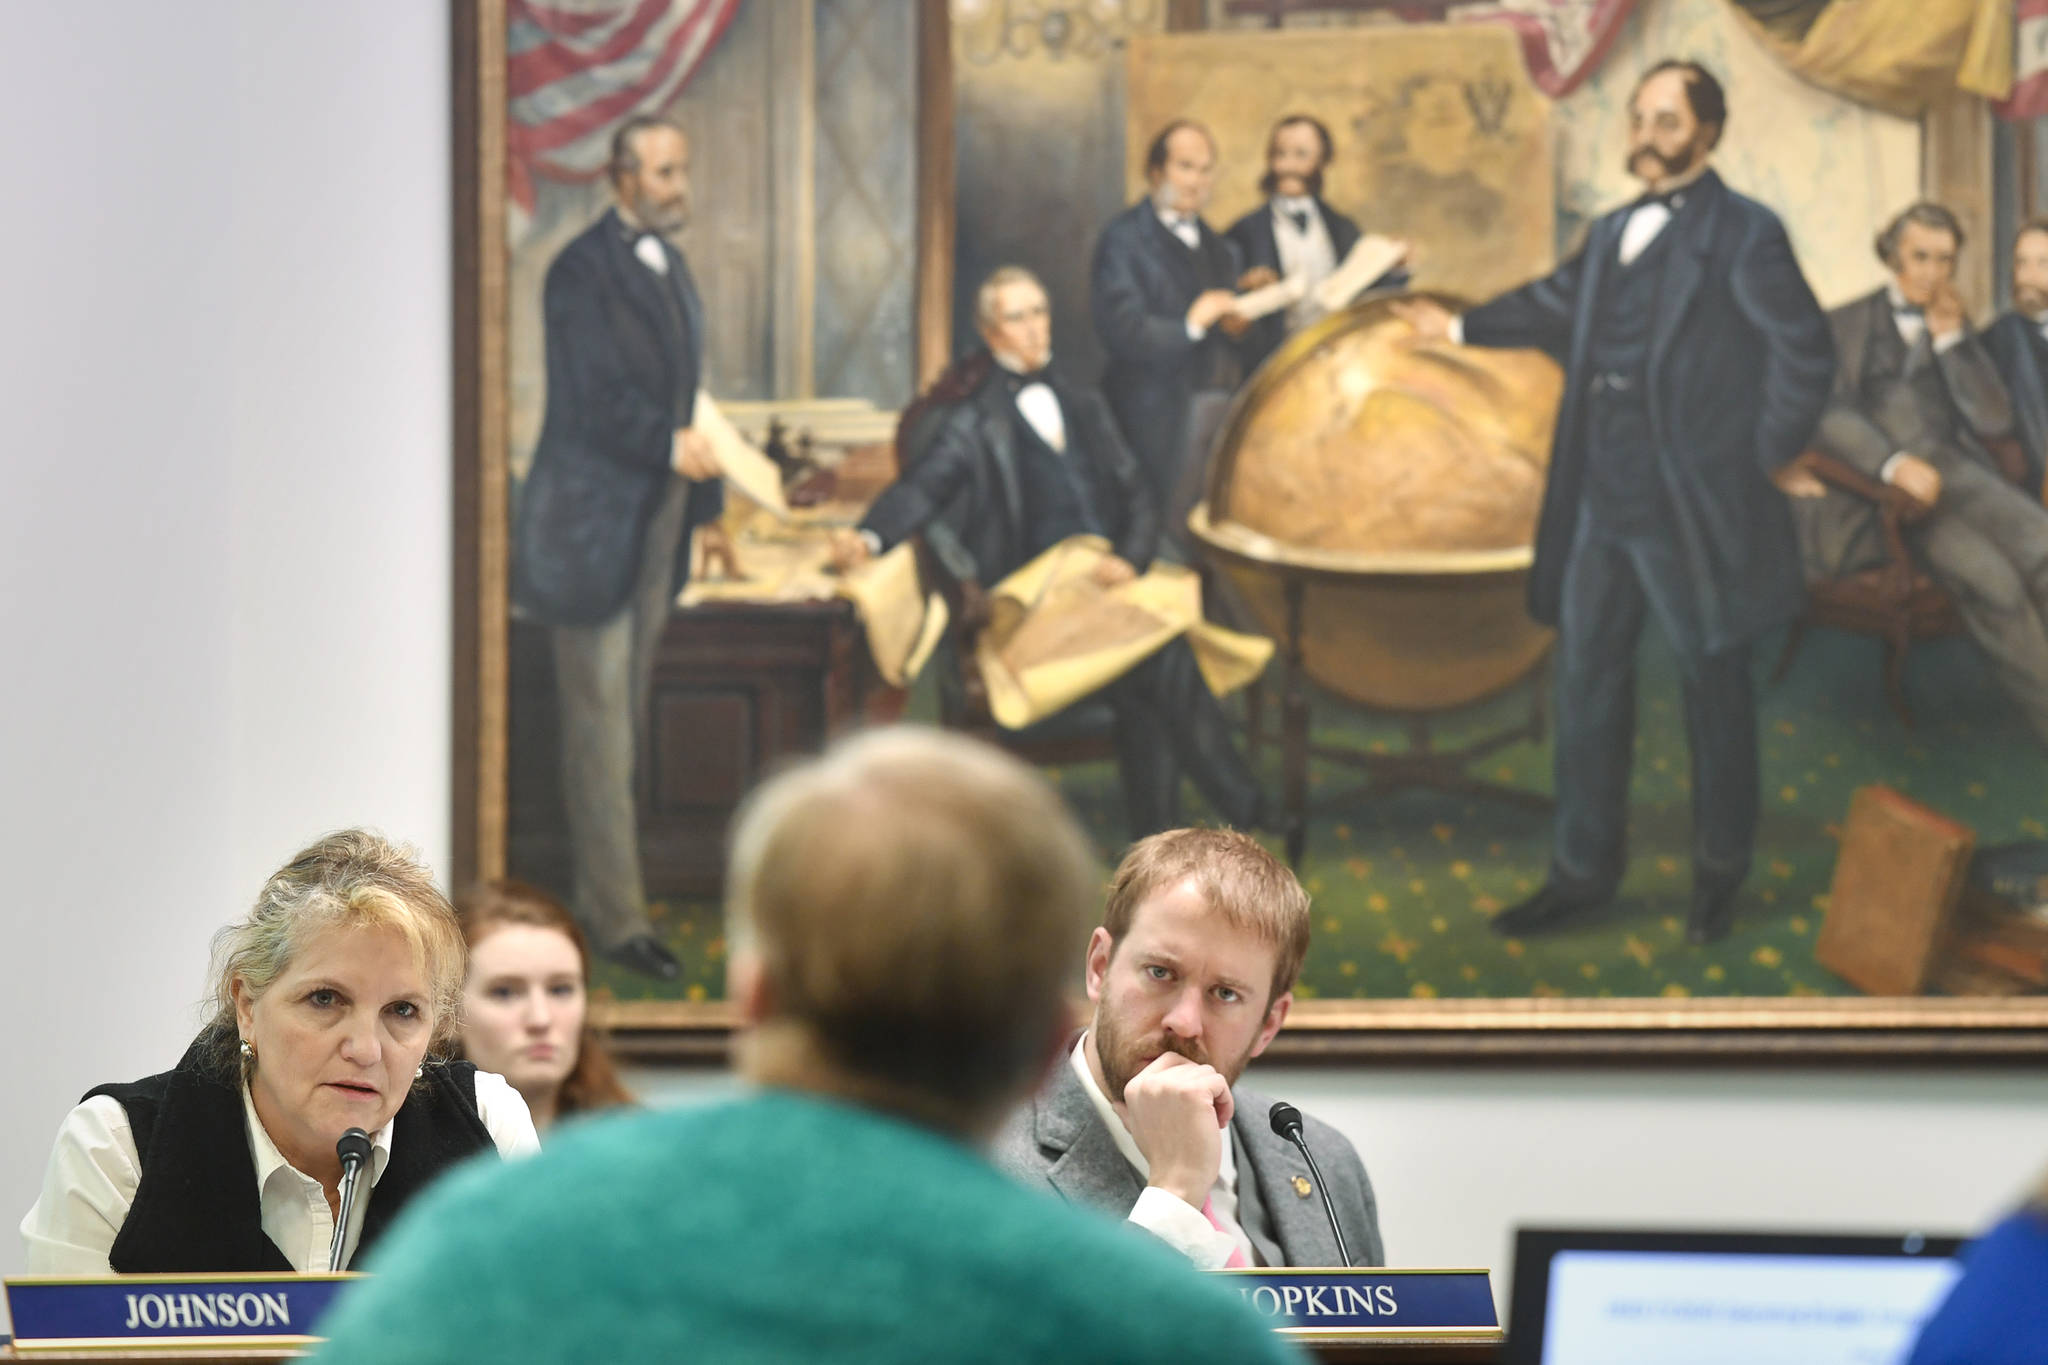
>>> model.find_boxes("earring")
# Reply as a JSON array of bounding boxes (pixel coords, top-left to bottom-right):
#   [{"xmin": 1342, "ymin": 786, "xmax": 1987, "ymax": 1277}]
[
  {"xmin": 414, "ymin": 1064, "xmax": 424, "ymax": 1080},
  {"xmin": 239, "ymin": 1038, "xmax": 255, "ymax": 1063}
]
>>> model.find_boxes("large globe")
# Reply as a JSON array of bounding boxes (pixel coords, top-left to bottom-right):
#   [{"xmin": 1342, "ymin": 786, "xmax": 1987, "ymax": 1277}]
[{"xmin": 1194, "ymin": 294, "xmax": 1566, "ymax": 712}]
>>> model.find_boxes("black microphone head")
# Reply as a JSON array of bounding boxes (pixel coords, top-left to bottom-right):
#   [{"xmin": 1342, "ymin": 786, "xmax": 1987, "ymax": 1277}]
[
  {"xmin": 335, "ymin": 1127, "xmax": 373, "ymax": 1169},
  {"xmin": 1268, "ymin": 1101, "xmax": 1304, "ymax": 1140}
]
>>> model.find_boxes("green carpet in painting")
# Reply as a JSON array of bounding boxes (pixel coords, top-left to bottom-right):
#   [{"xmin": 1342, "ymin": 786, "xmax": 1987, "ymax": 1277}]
[{"xmin": 591, "ymin": 625, "xmax": 2044, "ymax": 1005}]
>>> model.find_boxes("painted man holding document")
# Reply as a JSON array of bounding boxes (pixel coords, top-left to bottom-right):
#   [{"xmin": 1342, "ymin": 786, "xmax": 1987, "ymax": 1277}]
[
  {"xmin": 1394, "ymin": 59, "xmax": 1835, "ymax": 947},
  {"xmin": 1227, "ymin": 114, "xmax": 1409, "ymax": 377},
  {"xmin": 510, "ymin": 115, "xmax": 729, "ymax": 980},
  {"xmin": 1092, "ymin": 119, "xmax": 1249, "ymax": 556}
]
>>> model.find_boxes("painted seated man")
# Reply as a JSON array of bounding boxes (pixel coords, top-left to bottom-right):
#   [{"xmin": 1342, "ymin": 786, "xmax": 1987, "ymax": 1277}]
[
  {"xmin": 995, "ymin": 827, "xmax": 1384, "ymax": 1269},
  {"xmin": 830, "ymin": 267, "xmax": 1275, "ymax": 840},
  {"xmin": 1793, "ymin": 202, "xmax": 2048, "ymax": 747}
]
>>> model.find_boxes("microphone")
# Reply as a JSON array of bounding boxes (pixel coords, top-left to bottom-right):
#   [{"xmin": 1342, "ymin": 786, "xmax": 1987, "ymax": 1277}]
[
  {"xmin": 327, "ymin": 1127, "xmax": 373, "ymax": 1273},
  {"xmin": 1269, "ymin": 1102, "xmax": 1352, "ymax": 1267}
]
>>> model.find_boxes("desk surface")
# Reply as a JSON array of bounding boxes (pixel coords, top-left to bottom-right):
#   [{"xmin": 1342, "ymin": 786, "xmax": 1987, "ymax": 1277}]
[{"xmin": 1, "ymin": 1335, "xmax": 1503, "ymax": 1362}]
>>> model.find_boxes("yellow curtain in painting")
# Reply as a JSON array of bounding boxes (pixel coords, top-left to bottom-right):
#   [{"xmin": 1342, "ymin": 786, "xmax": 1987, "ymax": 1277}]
[{"xmin": 1726, "ymin": 0, "xmax": 2013, "ymax": 117}]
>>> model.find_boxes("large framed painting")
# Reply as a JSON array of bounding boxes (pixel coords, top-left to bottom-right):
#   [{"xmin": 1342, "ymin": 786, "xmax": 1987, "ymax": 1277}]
[{"xmin": 454, "ymin": 0, "xmax": 2048, "ymax": 1061}]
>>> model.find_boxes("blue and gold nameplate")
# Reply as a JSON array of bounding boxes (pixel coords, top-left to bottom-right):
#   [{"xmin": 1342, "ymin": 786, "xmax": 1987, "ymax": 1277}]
[
  {"xmin": 1208, "ymin": 1268, "xmax": 1498, "ymax": 1337},
  {"xmin": 3, "ymin": 1273, "xmax": 357, "ymax": 1352}
]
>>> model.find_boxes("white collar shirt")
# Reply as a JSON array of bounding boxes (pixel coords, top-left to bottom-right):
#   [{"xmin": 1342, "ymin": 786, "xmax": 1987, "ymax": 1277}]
[
  {"xmin": 1888, "ymin": 281, "xmax": 1929, "ymax": 349},
  {"xmin": 1270, "ymin": 195, "xmax": 1337, "ymax": 329},
  {"xmin": 633, "ymin": 234, "xmax": 670, "ymax": 275},
  {"xmin": 1156, "ymin": 206, "xmax": 1203, "ymax": 251},
  {"xmin": 1887, "ymin": 281, "xmax": 1966, "ymax": 355},
  {"xmin": 1617, "ymin": 165, "xmax": 1710, "ymax": 268},
  {"xmin": 242, "ymin": 1079, "xmax": 391, "ymax": 1273},
  {"xmin": 1004, "ymin": 370, "xmax": 1066, "ymax": 452},
  {"xmin": 1069, "ymin": 1036, "xmax": 1257, "ymax": 1269},
  {"xmin": 21, "ymin": 1070, "xmax": 539, "ymax": 1274},
  {"xmin": 1617, "ymin": 200, "xmax": 1672, "ymax": 269}
]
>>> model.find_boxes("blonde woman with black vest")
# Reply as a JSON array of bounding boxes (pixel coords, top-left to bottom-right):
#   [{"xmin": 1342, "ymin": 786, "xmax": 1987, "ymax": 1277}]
[{"xmin": 20, "ymin": 830, "xmax": 538, "ymax": 1273}]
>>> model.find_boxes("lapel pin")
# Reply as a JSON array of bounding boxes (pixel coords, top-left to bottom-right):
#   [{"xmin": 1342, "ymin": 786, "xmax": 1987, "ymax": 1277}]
[{"xmin": 1292, "ymin": 1175, "xmax": 1313, "ymax": 1198}]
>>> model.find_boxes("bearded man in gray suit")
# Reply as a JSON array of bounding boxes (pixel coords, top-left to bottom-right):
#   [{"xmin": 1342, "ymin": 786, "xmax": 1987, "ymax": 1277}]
[{"xmin": 994, "ymin": 829, "xmax": 1383, "ymax": 1269}]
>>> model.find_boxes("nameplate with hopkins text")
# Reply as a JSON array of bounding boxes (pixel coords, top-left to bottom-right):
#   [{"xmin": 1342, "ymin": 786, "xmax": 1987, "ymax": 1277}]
[
  {"xmin": 1209, "ymin": 1268, "xmax": 1499, "ymax": 1337},
  {"xmin": 3, "ymin": 1273, "xmax": 357, "ymax": 1353}
]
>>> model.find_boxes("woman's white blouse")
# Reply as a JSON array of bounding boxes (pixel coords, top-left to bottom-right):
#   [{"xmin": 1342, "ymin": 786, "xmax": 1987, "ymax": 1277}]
[{"xmin": 18, "ymin": 1071, "xmax": 540, "ymax": 1274}]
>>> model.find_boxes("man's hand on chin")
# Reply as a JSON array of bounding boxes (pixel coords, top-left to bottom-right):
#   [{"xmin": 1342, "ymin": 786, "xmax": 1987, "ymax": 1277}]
[{"xmin": 1119, "ymin": 1052, "xmax": 1232, "ymax": 1209}]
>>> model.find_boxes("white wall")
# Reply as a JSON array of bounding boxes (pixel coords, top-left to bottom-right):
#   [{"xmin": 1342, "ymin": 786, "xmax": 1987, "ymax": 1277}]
[
  {"xmin": 626, "ymin": 1060, "xmax": 2048, "ymax": 1314},
  {"xmin": 0, "ymin": 2, "xmax": 450, "ymax": 1324},
  {"xmin": 0, "ymin": 0, "xmax": 2043, "ymax": 1337}
]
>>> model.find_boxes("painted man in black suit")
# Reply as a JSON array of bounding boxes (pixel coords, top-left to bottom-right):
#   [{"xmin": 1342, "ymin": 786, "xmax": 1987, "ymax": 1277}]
[
  {"xmin": 1795, "ymin": 203, "xmax": 2048, "ymax": 748},
  {"xmin": 1092, "ymin": 120, "xmax": 1248, "ymax": 557},
  {"xmin": 831, "ymin": 267, "xmax": 1270, "ymax": 839},
  {"xmin": 1396, "ymin": 60, "xmax": 1835, "ymax": 945},
  {"xmin": 511, "ymin": 116, "xmax": 728, "ymax": 979},
  {"xmin": 1226, "ymin": 114, "xmax": 1406, "ymax": 377},
  {"xmin": 1983, "ymin": 218, "xmax": 2048, "ymax": 496}
]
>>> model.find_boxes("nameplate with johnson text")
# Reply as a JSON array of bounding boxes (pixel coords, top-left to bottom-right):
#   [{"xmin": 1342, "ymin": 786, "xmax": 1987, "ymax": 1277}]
[
  {"xmin": 3, "ymin": 1273, "xmax": 357, "ymax": 1353},
  {"xmin": 1209, "ymin": 1268, "xmax": 1499, "ymax": 1337}
]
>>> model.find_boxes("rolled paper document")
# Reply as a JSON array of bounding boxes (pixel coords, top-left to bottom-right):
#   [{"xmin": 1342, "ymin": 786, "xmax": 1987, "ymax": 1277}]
[
  {"xmin": 1231, "ymin": 272, "xmax": 1310, "ymax": 322},
  {"xmin": 1311, "ymin": 234, "xmax": 1411, "ymax": 313},
  {"xmin": 694, "ymin": 391, "xmax": 790, "ymax": 518}
]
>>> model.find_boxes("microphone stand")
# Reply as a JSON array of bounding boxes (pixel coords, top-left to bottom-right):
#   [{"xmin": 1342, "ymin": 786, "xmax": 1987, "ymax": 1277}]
[
  {"xmin": 1269, "ymin": 1102, "xmax": 1352, "ymax": 1267},
  {"xmin": 327, "ymin": 1128, "xmax": 373, "ymax": 1273}
]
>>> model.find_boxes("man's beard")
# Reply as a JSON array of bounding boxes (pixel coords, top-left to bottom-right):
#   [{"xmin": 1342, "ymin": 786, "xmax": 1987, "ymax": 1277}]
[
  {"xmin": 1259, "ymin": 167, "xmax": 1323, "ymax": 198},
  {"xmin": 629, "ymin": 190, "xmax": 689, "ymax": 234},
  {"xmin": 1626, "ymin": 140, "xmax": 1700, "ymax": 184},
  {"xmin": 2016, "ymin": 283, "xmax": 2048, "ymax": 317},
  {"xmin": 1151, "ymin": 182, "xmax": 1208, "ymax": 218},
  {"xmin": 1094, "ymin": 1005, "xmax": 1253, "ymax": 1103}
]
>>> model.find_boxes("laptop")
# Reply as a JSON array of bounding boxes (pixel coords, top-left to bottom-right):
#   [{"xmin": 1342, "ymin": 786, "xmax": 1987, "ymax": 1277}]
[{"xmin": 1504, "ymin": 1227, "xmax": 1967, "ymax": 1365}]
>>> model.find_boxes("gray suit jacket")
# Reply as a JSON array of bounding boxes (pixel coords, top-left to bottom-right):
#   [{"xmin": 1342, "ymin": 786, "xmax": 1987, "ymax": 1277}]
[
  {"xmin": 1800, "ymin": 288, "xmax": 2016, "ymax": 576},
  {"xmin": 992, "ymin": 1057, "xmax": 1385, "ymax": 1268}
]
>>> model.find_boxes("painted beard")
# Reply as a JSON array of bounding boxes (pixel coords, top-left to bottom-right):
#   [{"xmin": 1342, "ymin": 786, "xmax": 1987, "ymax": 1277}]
[
  {"xmin": 1626, "ymin": 142, "xmax": 1697, "ymax": 183},
  {"xmin": 2016, "ymin": 283, "xmax": 2048, "ymax": 317},
  {"xmin": 630, "ymin": 190, "xmax": 689, "ymax": 235},
  {"xmin": 1151, "ymin": 182, "xmax": 1207, "ymax": 219},
  {"xmin": 1259, "ymin": 167, "xmax": 1322, "ymax": 199}
]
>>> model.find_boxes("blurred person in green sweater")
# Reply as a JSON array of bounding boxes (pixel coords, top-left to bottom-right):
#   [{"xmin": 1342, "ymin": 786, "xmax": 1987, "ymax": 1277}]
[{"xmin": 312, "ymin": 727, "xmax": 1302, "ymax": 1365}]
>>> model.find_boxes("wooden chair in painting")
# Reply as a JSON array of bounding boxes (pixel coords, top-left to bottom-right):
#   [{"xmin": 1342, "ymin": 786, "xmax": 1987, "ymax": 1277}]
[
  {"xmin": 1771, "ymin": 438, "xmax": 2031, "ymax": 726},
  {"xmin": 891, "ymin": 350, "xmax": 1121, "ymax": 767}
]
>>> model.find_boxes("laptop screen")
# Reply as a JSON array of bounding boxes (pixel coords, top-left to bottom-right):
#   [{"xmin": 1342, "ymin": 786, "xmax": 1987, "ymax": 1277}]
[{"xmin": 1505, "ymin": 1228, "xmax": 1965, "ymax": 1365}]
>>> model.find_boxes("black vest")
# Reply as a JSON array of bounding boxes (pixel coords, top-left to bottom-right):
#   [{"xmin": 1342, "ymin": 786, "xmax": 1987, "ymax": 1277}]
[
  {"xmin": 1860, "ymin": 305, "xmax": 1958, "ymax": 447},
  {"xmin": 85, "ymin": 1035, "xmax": 494, "ymax": 1273},
  {"xmin": 649, "ymin": 259, "xmax": 700, "ymax": 428},
  {"xmin": 609, "ymin": 224, "xmax": 701, "ymax": 428},
  {"xmin": 1009, "ymin": 389, "xmax": 1107, "ymax": 556},
  {"xmin": 1581, "ymin": 218, "xmax": 1677, "ymax": 529}
]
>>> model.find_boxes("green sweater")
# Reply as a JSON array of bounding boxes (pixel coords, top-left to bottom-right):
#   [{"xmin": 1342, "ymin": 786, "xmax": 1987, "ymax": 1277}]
[{"xmin": 312, "ymin": 1088, "xmax": 1301, "ymax": 1364}]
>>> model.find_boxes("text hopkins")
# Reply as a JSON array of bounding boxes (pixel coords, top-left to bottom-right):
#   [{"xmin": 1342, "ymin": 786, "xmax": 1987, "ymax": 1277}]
[
  {"xmin": 122, "ymin": 1291, "xmax": 291, "ymax": 1331},
  {"xmin": 1238, "ymin": 1283, "xmax": 1400, "ymax": 1318}
]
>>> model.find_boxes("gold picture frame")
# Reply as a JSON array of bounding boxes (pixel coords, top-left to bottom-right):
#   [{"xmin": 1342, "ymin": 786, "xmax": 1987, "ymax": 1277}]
[{"xmin": 451, "ymin": 0, "xmax": 2048, "ymax": 1063}]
